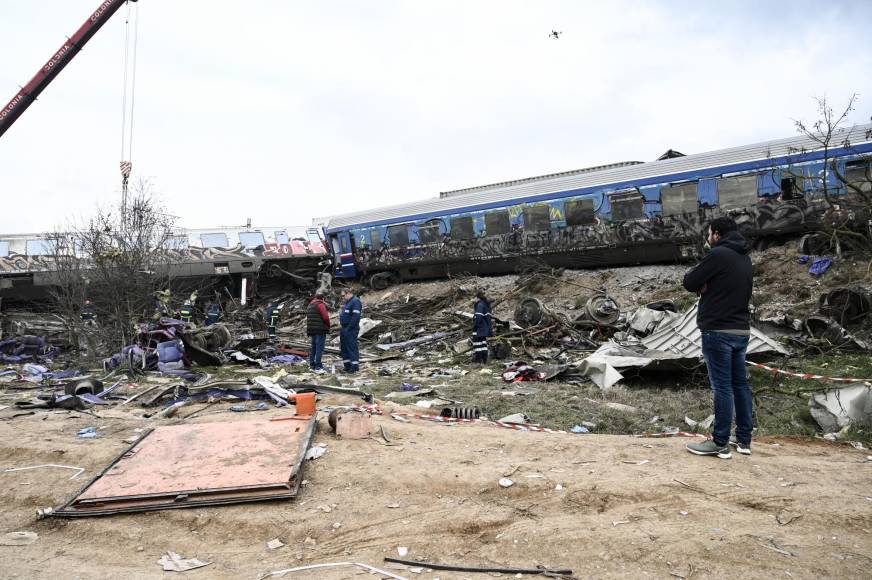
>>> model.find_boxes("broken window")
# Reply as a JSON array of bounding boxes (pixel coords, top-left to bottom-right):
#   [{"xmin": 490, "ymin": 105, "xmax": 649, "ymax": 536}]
[
  {"xmin": 523, "ymin": 204, "xmax": 551, "ymax": 231},
  {"xmin": 484, "ymin": 210, "xmax": 511, "ymax": 235},
  {"xmin": 450, "ymin": 216, "xmax": 475, "ymax": 240},
  {"xmin": 845, "ymin": 159, "xmax": 872, "ymax": 193},
  {"xmin": 565, "ymin": 198, "xmax": 596, "ymax": 226},
  {"xmin": 25, "ymin": 239, "xmax": 52, "ymax": 256},
  {"xmin": 387, "ymin": 224, "xmax": 409, "ymax": 247},
  {"xmin": 274, "ymin": 231, "xmax": 290, "ymax": 244},
  {"xmin": 660, "ymin": 182, "xmax": 698, "ymax": 216},
  {"xmin": 163, "ymin": 236, "xmax": 188, "ymax": 250},
  {"xmin": 0, "ymin": 241, "xmax": 9, "ymax": 257},
  {"xmin": 716, "ymin": 175, "xmax": 758, "ymax": 209},
  {"xmin": 370, "ymin": 229, "xmax": 382, "ymax": 250},
  {"xmin": 238, "ymin": 232, "xmax": 265, "ymax": 248},
  {"xmin": 200, "ymin": 233, "xmax": 229, "ymax": 248},
  {"xmin": 609, "ymin": 191, "xmax": 644, "ymax": 221},
  {"xmin": 780, "ymin": 176, "xmax": 804, "ymax": 200},
  {"xmin": 418, "ymin": 220, "xmax": 441, "ymax": 244}
]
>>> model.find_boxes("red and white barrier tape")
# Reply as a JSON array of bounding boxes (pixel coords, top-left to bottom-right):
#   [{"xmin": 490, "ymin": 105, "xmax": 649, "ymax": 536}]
[{"xmin": 747, "ymin": 361, "xmax": 872, "ymax": 383}]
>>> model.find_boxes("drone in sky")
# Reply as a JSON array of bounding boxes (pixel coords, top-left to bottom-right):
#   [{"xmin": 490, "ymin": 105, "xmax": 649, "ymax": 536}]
[{"xmin": 548, "ymin": 30, "xmax": 562, "ymax": 40}]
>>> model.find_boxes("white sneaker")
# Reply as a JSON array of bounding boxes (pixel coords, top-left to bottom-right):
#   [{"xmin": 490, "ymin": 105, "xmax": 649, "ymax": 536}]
[
  {"xmin": 729, "ymin": 435, "xmax": 752, "ymax": 455},
  {"xmin": 312, "ymin": 368, "xmax": 327, "ymax": 375}
]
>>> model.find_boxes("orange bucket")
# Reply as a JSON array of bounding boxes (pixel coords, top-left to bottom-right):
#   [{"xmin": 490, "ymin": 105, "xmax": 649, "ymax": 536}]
[{"xmin": 290, "ymin": 392, "xmax": 317, "ymax": 415}]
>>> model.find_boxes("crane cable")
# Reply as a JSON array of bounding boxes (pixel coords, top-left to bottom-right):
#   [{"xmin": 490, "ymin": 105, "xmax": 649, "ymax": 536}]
[{"xmin": 119, "ymin": 1, "xmax": 139, "ymax": 211}]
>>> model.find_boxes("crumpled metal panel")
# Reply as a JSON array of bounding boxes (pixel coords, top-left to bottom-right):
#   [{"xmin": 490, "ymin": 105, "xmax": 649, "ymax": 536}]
[
  {"xmin": 641, "ymin": 303, "xmax": 789, "ymax": 358},
  {"xmin": 53, "ymin": 416, "xmax": 316, "ymax": 517}
]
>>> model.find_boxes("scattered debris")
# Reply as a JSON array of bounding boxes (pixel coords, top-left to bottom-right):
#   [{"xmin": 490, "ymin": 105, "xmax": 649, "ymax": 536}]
[
  {"xmin": 157, "ymin": 551, "xmax": 211, "ymax": 572},
  {"xmin": 305, "ymin": 443, "xmax": 328, "ymax": 461},
  {"xmin": 809, "ymin": 384, "xmax": 872, "ymax": 433},
  {"xmin": 266, "ymin": 539, "xmax": 285, "ymax": 550},
  {"xmin": 383, "ymin": 557, "xmax": 573, "ymax": 576},
  {"xmin": 259, "ymin": 562, "xmax": 409, "ymax": 580},
  {"xmin": 3, "ymin": 464, "xmax": 84, "ymax": 480},
  {"xmin": 499, "ymin": 478, "xmax": 515, "ymax": 488}
]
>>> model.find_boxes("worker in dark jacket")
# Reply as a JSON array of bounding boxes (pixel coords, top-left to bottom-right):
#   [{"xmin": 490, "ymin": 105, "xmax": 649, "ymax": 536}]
[
  {"xmin": 205, "ymin": 302, "xmax": 222, "ymax": 326},
  {"xmin": 339, "ymin": 290, "xmax": 362, "ymax": 373},
  {"xmin": 265, "ymin": 302, "xmax": 285, "ymax": 339},
  {"xmin": 471, "ymin": 290, "xmax": 493, "ymax": 363},
  {"xmin": 306, "ymin": 292, "xmax": 331, "ymax": 373},
  {"xmin": 682, "ymin": 217, "xmax": 754, "ymax": 460},
  {"xmin": 80, "ymin": 300, "xmax": 97, "ymax": 326}
]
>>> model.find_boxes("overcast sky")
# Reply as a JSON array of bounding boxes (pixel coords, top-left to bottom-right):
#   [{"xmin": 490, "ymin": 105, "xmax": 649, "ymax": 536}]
[{"xmin": 1, "ymin": 1, "xmax": 870, "ymax": 234}]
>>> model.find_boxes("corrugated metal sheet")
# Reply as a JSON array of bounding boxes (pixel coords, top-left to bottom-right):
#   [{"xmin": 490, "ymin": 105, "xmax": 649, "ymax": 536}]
[
  {"xmin": 641, "ymin": 303, "xmax": 789, "ymax": 358},
  {"xmin": 318, "ymin": 123, "xmax": 872, "ymax": 230}
]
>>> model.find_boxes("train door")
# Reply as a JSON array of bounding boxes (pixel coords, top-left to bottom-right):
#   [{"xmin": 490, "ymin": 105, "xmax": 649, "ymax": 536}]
[{"xmin": 329, "ymin": 231, "xmax": 357, "ymax": 279}]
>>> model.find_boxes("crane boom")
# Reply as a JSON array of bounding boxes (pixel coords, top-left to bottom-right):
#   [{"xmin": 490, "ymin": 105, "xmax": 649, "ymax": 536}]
[{"xmin": 0, "ymin": 0, "xmax": 136, "ymax": 139}]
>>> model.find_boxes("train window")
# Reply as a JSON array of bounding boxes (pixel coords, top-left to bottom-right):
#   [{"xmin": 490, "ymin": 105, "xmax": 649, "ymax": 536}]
[
  {"xmin": 661, "ymin": 183, "xmax": 698, "ymax": 216},
  {"xmin": 163, "ymin": 236, "xmax": 188, "ymax": 250},
  {"xmin": 523, "ymin": 205, "xmax": 551, "ymax": 231},
  {"xmin": 25, "ymin": 239, "xmax": 53, "ymax": 256},
  {"xmin": 484, "ymin": 210, "xmax": 511, "ymax": 235},
  {"xmin": 418, "ymin": 220, "xmax": 440, "ymax": 244},
  {"xmin": 846, "ymin": 159, "xmax": 872, "ymax": 193},
  {"xmin": 238, "ymin": 232, "xmax": 265, "ymax": 248},
  {"xmin": 200, "ymin": 233, "xmax": 229, "ymax": 248},
  {"xmin": 306, "ymin": 230, "xmax": 321, "ymax": 244},
  {"xmin": 450, "ymin": 216, "xmax": 475, "ymax": 240},
  {"xmin": 388, "ymin": 224, "xmax": 410, "ymax": 247},
  {"xmin": 0, "ymin": 241, "xmax": 9, "ymax": 257},
  {"xmin": 609, "ymin": 191, "xmax": 644, "ymax": 220},
  {"xmin": 565, "ymin": 198, "xmax": 596, "ymax": 226},
  {"xmin": 275, "ymin": 231, "xmax": 290, "ymax": 244},
  {"xmin": 717, "ymin": 175, "xmax": 758, "ymax": 209},
  {"xmin": 370, "ymin": 230, "xmax": 382, "ymax": 250}
]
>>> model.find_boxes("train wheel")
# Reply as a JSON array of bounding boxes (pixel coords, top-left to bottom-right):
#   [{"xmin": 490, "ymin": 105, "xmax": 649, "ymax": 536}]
[{"xmin": 369, "ymin": 272, "xmax": 393, "ymax": 290}]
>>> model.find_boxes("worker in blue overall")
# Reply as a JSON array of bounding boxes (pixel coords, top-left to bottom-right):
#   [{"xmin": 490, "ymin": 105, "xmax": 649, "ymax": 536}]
[
  {"xmin": 471, "ymin": 289, "xmax": 493, "ymax": 363},
  {"xmin": 339, "ymin": 289, "xmax": 362, "ymax": 373},
  {"xmin": 205, "ymin": 302, "xmax": 222, "ymax": 326},
  {"xmin": 266, "ymin": 302, "xmax": 285, "ymax": 339}
]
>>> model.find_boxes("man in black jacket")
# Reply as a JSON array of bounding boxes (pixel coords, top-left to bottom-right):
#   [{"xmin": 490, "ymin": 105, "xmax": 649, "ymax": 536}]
[{"xmin": 683, "ymin": 217, "xmax": 754, "ymax": 459}]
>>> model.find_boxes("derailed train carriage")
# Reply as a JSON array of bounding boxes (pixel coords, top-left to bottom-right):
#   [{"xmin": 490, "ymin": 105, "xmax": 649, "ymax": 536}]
[
  {"xmin": 318, "ymin": 124, "xmax": 872, "ymax": 288},
  {"xmin": 0, "ymin": 226, "xmax": 328, "ymax": 304}
]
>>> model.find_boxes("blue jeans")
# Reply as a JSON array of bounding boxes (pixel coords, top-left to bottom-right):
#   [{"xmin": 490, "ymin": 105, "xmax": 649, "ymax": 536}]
[
  {"xmin": 701, "ymin": 331, "xmax": 753, "ymax": 446},
  {"xmin": 309, "ymin": 334, "xmax": 326, "ymax": 370}
]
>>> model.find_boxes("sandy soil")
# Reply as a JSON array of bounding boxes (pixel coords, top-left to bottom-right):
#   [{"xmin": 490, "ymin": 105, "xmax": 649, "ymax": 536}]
[{"xmin": 1, "ymin": 391, "xmax": 870, "ymax": 580}]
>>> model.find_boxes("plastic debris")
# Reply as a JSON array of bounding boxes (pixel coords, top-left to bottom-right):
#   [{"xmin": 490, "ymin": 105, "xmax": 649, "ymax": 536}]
[
  {"xmin": 808, "ymin": 257, "xmax": 833, "ymax": 276},
  {"xmin": 397, "ymin": 546, "xmax": 409, "ymax": 557},
  {"xmin": 157, "ymin": 551, "xmax": 211, "ymax": 572},
  {"xmin": 570, "ymin": 425, "xmax": 589, "ymax": 433},
  {"xmin": 498, "ymin": 478, "xmax": 514, "ymax": 488},
  {"xmin": 266, "ymin": 539, "xmax": 285, "ymax": 550},
  {"xmin": 76, "ymin": 427, "xmax": 97, "ymax": 439},
  {"xmin": 305, "ymin": 443, "xmax": 327, "ymax": 461}
]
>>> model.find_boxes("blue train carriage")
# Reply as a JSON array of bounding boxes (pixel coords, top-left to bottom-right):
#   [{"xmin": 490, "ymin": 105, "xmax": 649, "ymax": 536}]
[{"xmin": 318, "ymin": 123, "xmax": 872, "ymax": 289}]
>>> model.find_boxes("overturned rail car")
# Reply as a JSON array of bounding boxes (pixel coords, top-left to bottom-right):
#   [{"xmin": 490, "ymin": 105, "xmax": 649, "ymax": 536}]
[
  {"xmin": 0, "ymin": 226, "xmax": 328, "ymax": 304},
  {"xmin": 317, "ymin": 124, "xmax": 872, "ymax": 287}
]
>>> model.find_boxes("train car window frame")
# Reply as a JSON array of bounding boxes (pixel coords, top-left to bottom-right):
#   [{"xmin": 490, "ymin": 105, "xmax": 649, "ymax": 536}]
[
  {"xmin": 450, "ymin": 216, "xmax": 475, "ymax": 240},
  {"xmin": 609, "ymin": 190, "xmax": 644, "ymax": 221},
  {"xmin": 238, "ymin": 232, "xmax": 266, "ymax": 248},
  {"xmin": 484, "ymin": 210, "xmax": 511, "ymax": 235},
  {"xmin": 163, "ymin": 235, "xmax": 189, "ymax": 250},
  {"xmin": 418, "ymin": 220, "xmax": 441, "ymax": 244},
  {"xmin": 523, "ymin": 204, "xmax": 551, "ymax": 231},
  {"xmin": 25, "ymin": 239, "xmax": 53, "ymax": 256},
  {"xmin": 660, "ymin": 182, "xmax": 699, "ymax": 216},
  {"xmin": 716, "ymin": 174, "xmax": 758, "ymax": 209},
  {"xmin": 200, "ymin": 233, "xmax": 229, "ymax": 248},
  {"xmin": 369, "ymin": 229, "xmax": 382, "ymax": 250},
  {"xmin": 387, "ymin": 224, "xmax": 410, "ymax": 247},
  {"xmin": 845, "ymin": 158, "xmax": 872, "ymax": 193},
  {"xmin": 274, "ymin": 231, "xmax": 290, "ymax": 244},
  {"xmin": 565, "ymin": 198, "xmax": 596, "ymax": 226},
  {"xmin": 0, "ymin": 241, "xmax": 9, "ymax": 257}
]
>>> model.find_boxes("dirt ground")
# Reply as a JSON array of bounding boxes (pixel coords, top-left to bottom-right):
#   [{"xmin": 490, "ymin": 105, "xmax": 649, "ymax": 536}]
[{"xmin": 1, "ymin": 390, "xmax": 871, "ymax": 580}]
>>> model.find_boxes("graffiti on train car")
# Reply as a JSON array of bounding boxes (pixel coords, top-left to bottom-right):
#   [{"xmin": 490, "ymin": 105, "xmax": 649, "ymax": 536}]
[
  {"xmin": 0, "ymin": 253, "xmax": 53, "ymax": 274},
  {"xmin": 262, "ymin": 241, "xmax": 327, "ymax": 257},
  {"xmin": 355, "ymin": 198, "xmax": 827, "ymax": 270}
]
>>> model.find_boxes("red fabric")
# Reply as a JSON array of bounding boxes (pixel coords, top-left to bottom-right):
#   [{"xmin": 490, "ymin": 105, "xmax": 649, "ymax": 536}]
[{"xmin": 312, "ymin": 299, "xmax": 330, "ymax": 328}]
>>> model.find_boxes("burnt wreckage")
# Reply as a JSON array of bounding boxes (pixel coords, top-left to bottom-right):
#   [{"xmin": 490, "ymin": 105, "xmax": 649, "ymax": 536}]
[
  {"xmin": 318, "ymin": 123, "xmax": 872, "ymax": 288},
  {"xmin": 0, "ymin": 226, "xmax": 328, "ymax": 304}
]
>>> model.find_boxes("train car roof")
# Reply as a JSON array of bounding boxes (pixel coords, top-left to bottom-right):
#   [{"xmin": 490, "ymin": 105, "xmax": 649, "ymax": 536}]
[{"xmin": 316, "ymin": 122, "xmax": 872, "ymax": 232}]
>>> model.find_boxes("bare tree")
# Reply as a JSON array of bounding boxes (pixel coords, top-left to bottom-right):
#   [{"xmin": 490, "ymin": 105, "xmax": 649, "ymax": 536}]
[{"xmin": 48, "ymin": 178, "xmax": 176, "ymax": 357}]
